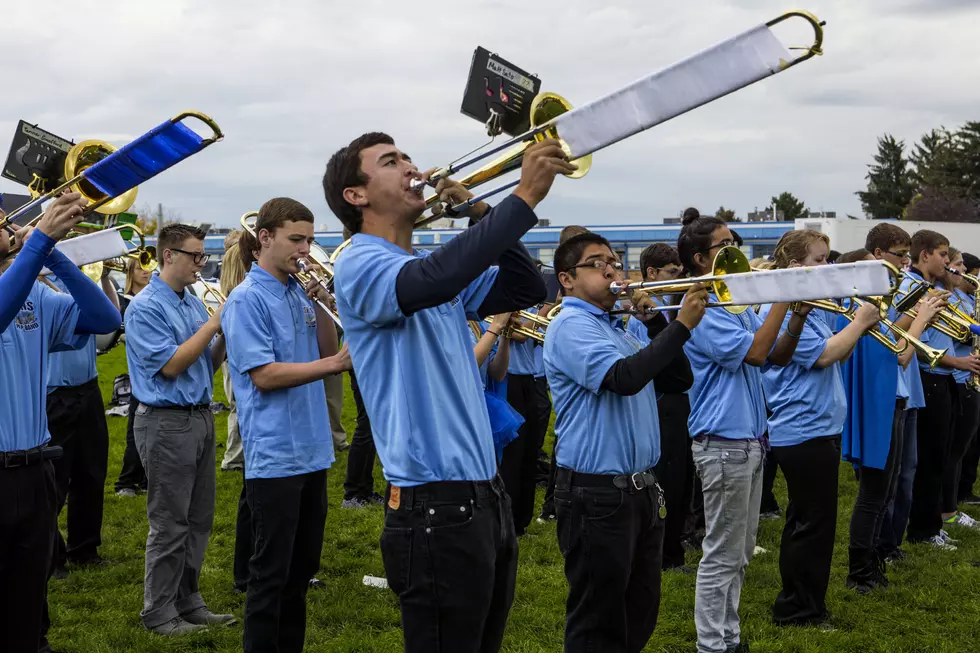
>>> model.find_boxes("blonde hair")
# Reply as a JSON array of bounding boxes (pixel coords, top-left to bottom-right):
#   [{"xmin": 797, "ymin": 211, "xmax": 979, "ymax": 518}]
[
  {"xmin": 224, "ymin": 230, "xmax": 242, "ymax": 251},
  {"xmin": 125, "ymin": 258, "xmax": 147, "ymax": 295},
  {"xmin": 749, "ymin": 257, "xmax": 773, "ymax": 270},
  {"xmin": 220, "ymin": 242, "xmax": 247, "ymax": 297},
  {"xmin": 771, "ymin": 229, "xmax": 830, "ymax": 269}
]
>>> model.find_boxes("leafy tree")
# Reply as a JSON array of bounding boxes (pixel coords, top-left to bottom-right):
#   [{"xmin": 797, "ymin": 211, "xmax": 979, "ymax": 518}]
[
  {"xmin": 770, "ymin": 192, "xmax": 808, "ymax": 220},
  {"xmin": 715, "ymin": 206, "xmax": 738, "ymax": 222},
  {"xmin": 856, "ymin": 134, "xmax": 915, "ymax": 219}
]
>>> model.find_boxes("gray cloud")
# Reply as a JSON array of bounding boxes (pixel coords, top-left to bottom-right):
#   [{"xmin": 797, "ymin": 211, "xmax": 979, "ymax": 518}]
[{"xmin": 1, "ymin": 0, "xmax": 977, "ymax": 228}]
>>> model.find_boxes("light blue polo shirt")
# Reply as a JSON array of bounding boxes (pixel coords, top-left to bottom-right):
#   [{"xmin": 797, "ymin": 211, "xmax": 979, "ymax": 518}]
[
  {"xmin": 625, "ymin": 315, "xmax": 650, "ymax": 347},
  {"xmin": 1, "ymin": 282, "xmax": 81, "ymax": 451},
  {"xmin": 222, "ymin": 264, "xmax": 334, "ymax": 479},
  {"xmin": 124, "ymin": 273, "xmax": 214, "ymax": 407},
  {"xmin": 907, "ymin": 271, "xmax": 955, "ymax": 376},
  {"xmin": 760, "ymin": 305, "xmax": 846, "ymax": 445},
  {"xmin": 334, "ymin": 233, "xmax": 499, "ymax": 487},
  {"xmin": 685, "ymin": 302, "xmax": 768, "ymax": 439},
  {"xmin": 46, "ymin": 276, "xmax": 97, "ymax": 391},
  {"xmin": 508, "ymin": 337, "xmax": 537, "ymax": 375},
  {"xmin": 951, "ymin": 289, "xmax": 975, "ymax": 385},
  {"xmin": 468, "ymin": 320, "xmax": 497, "ymax": 388},
  {"xmin": 891, "ymin": 274, "xmax": 925, "ymax": 406},
  {"xmin": 544, "ymin": 296, "xmax": 661, "ymax": 475}
]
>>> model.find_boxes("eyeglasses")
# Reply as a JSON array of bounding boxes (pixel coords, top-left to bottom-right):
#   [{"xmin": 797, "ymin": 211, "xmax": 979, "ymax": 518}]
[
  {"xmin": 569, "ymin": 259, "xmax": 624, "ymax": 273},
  {"xmin": 885, "ymin": 250, "xmax": 912, "ymax": 260},
  {"xmin": 700, "ymin": 239, "xmax": 736, "ymax": 254},
  {"xmin": 170, "ymin": 248, "xmax": 210, "ymax": 265}
]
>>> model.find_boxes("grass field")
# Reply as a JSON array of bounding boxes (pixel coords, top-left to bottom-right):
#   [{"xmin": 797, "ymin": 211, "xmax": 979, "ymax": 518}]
[{"xmin": 47, "ymin": 344, "xmax": 980, "ymax": 652}]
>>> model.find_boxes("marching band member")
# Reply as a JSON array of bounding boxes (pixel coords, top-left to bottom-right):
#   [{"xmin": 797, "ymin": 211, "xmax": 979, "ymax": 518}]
[
  {"xmin": 45, "ymin": 265, "xmax": 120, "ymax": 578},
  {"xmin": 760, "ymin": 230, "xmax": 880, "ymax": 624},
  {"xmin": 905, "ymin": 231, "xmax": 980, "ymax": 548},
  {"xmin": 940, "ymin": 248, "xmax": 980, "ymax": 530},
  {"xmin": 0, "ymin": 193, "xmax": 121, "ymax": 653},
  {"xmin": 114, "ymin": 257, "xmax": 152, "ymax": 497},
  {"xmin": 125, "ymin": 223, "xmax": 234, "ymax": 635},
  {"xmin": 325, "ymin": 132, "xmax": 560, "ymax": 652},
  {"xmin": 626, "ymin": 243, "xmax": 692, "ymax": 571},
  {"xmin": 677, "ymin": 209, "xmax": 808, "ymax": 653},
  {"xmin": 957, "ymin": 253, "xmax": 980, "ymax": 505},
  {"xmin": 545, "ymin": 232, "xmax": 706, "ymax": 652},
  {"xmin": 222, "ymin": 198, "xmax": 349, "ymax": 653},
  {"xmin": 219, "ymin": 232, "xmax": 246, "ymax": 473}
]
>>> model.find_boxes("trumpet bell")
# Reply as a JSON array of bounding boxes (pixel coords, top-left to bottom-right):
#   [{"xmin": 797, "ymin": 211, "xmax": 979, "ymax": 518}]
[{"xmin": 64, "ymin": 140, "xmax": 139, "ymax": 215}]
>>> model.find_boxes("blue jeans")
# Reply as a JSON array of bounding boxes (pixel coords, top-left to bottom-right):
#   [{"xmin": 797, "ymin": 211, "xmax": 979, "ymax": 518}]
[
  {"xmin": 878, "ymin": 409, "xmax": 918, "ymax": 552},
  {"xmin": 692, "ymin": 437, "xmax": 765, "ymax": 653}
]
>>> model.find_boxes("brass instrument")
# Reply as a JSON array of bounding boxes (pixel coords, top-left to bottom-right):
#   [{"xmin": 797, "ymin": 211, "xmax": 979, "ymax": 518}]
[
  {"xmin": 893, "ymin": 277, "xmax": 978, "ymax": 343},
  {"xmin": 946, "ymin": 267, "xmax": 980, "ymax": 391},
  {"xmin": 240, "ymin": 211, "xmax": 342, "ymax": 327},
  {"xmin": 484, "ymin": 310, "xmax": 548, "ymax": 344},
  {"xmin": 196, "ymin": 273, "xmax": 227, "ymax": 317},
  {"xmin": 76, "ymin": 224, "xmax": 157, "ymax": 281},
  {"xmin": 414, "ymin": 92, "xmax": 592, "ymax": 227}
]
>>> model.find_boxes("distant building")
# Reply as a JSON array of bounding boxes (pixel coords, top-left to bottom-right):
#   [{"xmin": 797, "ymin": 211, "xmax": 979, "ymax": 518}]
[{"xmin": 747, "ymin": 208, "xmax": 784, "ymax": 222}]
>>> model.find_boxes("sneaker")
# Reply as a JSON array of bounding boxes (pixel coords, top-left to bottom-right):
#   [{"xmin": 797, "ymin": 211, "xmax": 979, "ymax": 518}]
[
  {"xmin": 336, "ymin": 441, "xmax": 350, "ymax": 452},
  {"xmin": 220, "ymin": 463, "xmax": 244, "ymax": 472},
  {"xmin": 760, "ymin": 510, "xmax": 781, "ymax": 521},
  {"xmin": 724, "ymin": 642, "xmax": 750, "ymax": 653},
  {"xmin": 115, "ymin": 488, "xmax": 138, "ymax": 498},
  {"xmin": 664, "ymin": 565, "xmax": 696, "ymax": 575},
  {"xmin": 341, "ymin": 497, "xmax": 369, "ymax": 509},
  {"xmin": 148, "ymin": 616, "xmax": 207, "ymax": 636},
  {"xmin": 51, "ymin": 565, "xmax": 69, "ymax": 580},
  {"xmin": 180, "ymin": 607, "xmax": 237, "ymax": 626},
  {"xmin": 368, "ymin": 492, "xmax": 385, "ymax": 506},
  {"xmin": 939, "ymin": 529, "xmax": 960, "ymax": 545},
  {"xmin": 945, "ymin": 512, "xmax": 980, "ymax": 530},
  {"xmin": 884, "ymin": 548, "xmax": 907, "ymax": 564},
  {"xmin": 536, "ymin": 512, "xmax": 556, "ymax": 524},
  {"xmin": 925, "ymin": 534, "xmax": 957, "ymax": 551},
  {"xmin": 753, "ymin": 545, "xmax": 768, "ymax": 556},
  {"xmin": 309, "ymin": 577, "xmax": 326, "ymax": 590}
]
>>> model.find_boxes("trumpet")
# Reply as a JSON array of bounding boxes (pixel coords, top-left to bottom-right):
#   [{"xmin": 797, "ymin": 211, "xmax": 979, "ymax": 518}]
[
  {"xmin": 484, "ymin": 310, "xmax": 548, "ymax": 344},
  {"xmin": 947, "ymin": 267, "xmax": 980, "ymax": 391},
  {"xmin": 894, "ymin": 277, "xmax": 980, "ymax": 343},
  {"xmin": 196, "ymin": 273, "xmax": 227, "ymax": 318},
  {"xmin": 240, "ymin": 211, "xmax": 342, "ymax": 328}
]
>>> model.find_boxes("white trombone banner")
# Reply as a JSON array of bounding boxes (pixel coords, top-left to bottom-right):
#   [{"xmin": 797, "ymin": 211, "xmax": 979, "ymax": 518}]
[
  {"xmin": 41, "ymin": 229, "xmax": 129, "ymax": 276},
  {"xmin": 554, "ymin": 23, "xmax": 793, "ymax": 159},
  {"xmin": 723, "ymin": 261, "xmax": 893, "ymax": 305}
]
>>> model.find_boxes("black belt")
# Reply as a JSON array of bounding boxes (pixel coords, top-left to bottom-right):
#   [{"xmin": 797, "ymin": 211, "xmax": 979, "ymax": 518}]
[
  {"xmin": 143, "ymin": 403, "xmax": 211, "ymax": 412},
  {"xmin": 557, "ymin": 467, "xmax": 659, "ymax": 493},
  {"xmin": 1, "ymin": 446, "xmax": 63, "ymax": 469},
  {"xmin": 386, "ymin": 475, "xmax": 506, "ymax": 510}
]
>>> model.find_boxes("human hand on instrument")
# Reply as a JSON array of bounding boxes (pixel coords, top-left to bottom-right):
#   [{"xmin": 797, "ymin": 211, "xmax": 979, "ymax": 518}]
[
  {"xmin": 513, "ymin": 139, "xmax": 578, "ymax": 210},
  {"xmin": 677, "ymin": 283, "xmax": 708, "ymax": 331},
  {"xmin": 914, "ymin": 294, "xmax": 944, "ymax": 324},
  {"xmin": 37, "ymin": 192, "xmax": 86, "ymax": 241},
  {"xmin": 426, "ymin": 172, "xmax": 490, "ymax": 221},
  {"xmin": 301, "ymin": 264, "xmax": 334, "ymax": 307},
  {"xmin": 955, "ymin": 353, "xmax": 980, "ymax": 374},
  {"xmin": 631, "ymin": 292, "xmax": 660, "ymax": 323},
  {"xmin": 854, "ymin": 301, "xmax": 881, "ymax": 329},
  {"xmin": 790, "ymin": 302, "xmax": 813, "ymax": 318},
  {"xmin": 9, "ymin": 224, "xmax": 33, "ymax": 252},
  {"xmin": 206, "ymin": 305, "xmax": 224, "ymax": 329},
  {"xmin": 491, "ymin": 312, "xmax": 513, "ymax": 333}
]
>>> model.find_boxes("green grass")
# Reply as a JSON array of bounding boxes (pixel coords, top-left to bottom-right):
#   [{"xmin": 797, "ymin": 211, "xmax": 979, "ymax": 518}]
[{"xmin": 49, "ymin": 344, "xmax": 980, "ymax": 652}]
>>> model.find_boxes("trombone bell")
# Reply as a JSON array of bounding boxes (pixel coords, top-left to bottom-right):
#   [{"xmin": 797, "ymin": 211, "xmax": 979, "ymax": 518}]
[{"xmin": 64, "ymin": 140, "xmax": 139, "ymax": 215}]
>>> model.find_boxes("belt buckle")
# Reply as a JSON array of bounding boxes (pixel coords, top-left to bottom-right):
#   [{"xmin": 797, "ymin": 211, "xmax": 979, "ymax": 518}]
[
  {"xmin": 3, "ymin": 451, "xmax": 27, "ymax": 468},
  {"xmin": 630, "ymin": 472, "xmax": 644, "ymax": 491}
]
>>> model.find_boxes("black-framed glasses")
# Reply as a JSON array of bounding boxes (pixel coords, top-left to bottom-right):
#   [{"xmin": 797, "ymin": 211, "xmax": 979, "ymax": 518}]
[
  {"xmin": 569, "ymin": 259, "xmax": 624, "ymax": 273},
  {"xmin": 885, "ymin": 250, "xmax": 911, "ymax": 260},
  {"xmin": 700, "ymin": 239, "xmax": 737, "ymax": 254},
  {"xmin": 170, "ymin": 248, "xmax": 210, "ymax": 265}
]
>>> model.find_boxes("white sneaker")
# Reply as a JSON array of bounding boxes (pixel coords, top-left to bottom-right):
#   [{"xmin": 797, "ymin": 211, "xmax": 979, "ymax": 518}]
[
  {"xmin": 925, "ymin": 534, "xmax": 957, "ymax": 551},
  {"xmin": 949, "ymin": 512, "xmax": 980, "ymax": 531},
  {"xmin": 753, "ymin": 545, "xmax": 768, "ymax": 556},
  {"xmin": 939, "ymin": 529, "xmax": 960, "ymax": 544}
]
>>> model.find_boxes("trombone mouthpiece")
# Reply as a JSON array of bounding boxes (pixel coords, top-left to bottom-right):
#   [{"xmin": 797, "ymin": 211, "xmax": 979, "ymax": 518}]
[
  {"xmin": 609, "ymin": 281, "xmax": 627, "ymax": 295},
  {"xmin": 409, "ymin": 179, "xmax": 426, "ymax": 195}
]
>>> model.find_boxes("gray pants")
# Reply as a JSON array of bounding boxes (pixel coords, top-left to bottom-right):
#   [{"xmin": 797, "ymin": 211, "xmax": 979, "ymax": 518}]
[
  {"xmin": 324, "ymin": 374, "xmax": 347, "ymax": 448},
  {"xmin": 221, "ymin": 362, "xmax": 244, "ymax": 470},
  {"xmin": 134, "ymin": 404, "xmax": 217, "ymax": 628},
  {"xmin": 692, "ymin": 437, "xmax": 765, "ymax": 653}
]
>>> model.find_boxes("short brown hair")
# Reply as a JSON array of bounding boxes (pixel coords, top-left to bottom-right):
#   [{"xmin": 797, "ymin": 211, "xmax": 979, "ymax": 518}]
[
  {"xmin": 865, "ymin": 223, "xmax": 910, "ymax": 254},
  {"xmin": 639, "ymin": 243, "xmax": 680, "ymax": 280},
  {"xmin": 837, "ymin": 248, "xmax": 872, "ymax": 264},
  {"xmin": 771, "ymin": 229, "xmax": 830, "ymax": 269},
  {"xmin": 157, "ymin": 224, "xmax": 206, "ymax": 268},
  {"xmin": 559, "ymin": 225, "xmax": 589, "ymax": 244},
  {"xmin": 323, "ymin": 132, "xmax": 395, "ymax": 234},
  {"xmin": 911, "ymin": 229, "xmax": 950, "ymax": 263},
  {"xmin": 256, "ymin": 197, "xmax": 314, "ymax": 235}
]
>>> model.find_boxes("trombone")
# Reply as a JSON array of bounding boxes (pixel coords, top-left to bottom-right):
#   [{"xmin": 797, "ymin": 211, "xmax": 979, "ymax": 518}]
[
  {"xmin": 196, "ymin": 273, "xmax": 227, "ymax": 318},
  {"xmin": 70, "ymin": 224, "xmax": 157, "ymax": 281},
  {"xmin": 240, "ymin": 211, "xmax": 342, "ymax": 328}
]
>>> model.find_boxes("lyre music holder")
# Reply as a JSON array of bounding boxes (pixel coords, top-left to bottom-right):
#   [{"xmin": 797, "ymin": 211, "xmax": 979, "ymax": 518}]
[{"xmin": 460, "ymin": 47, "xmax": 542, "ymax": 138}]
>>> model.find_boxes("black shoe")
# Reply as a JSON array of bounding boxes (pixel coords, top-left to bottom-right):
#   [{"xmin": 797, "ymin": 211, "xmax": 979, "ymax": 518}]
[
  {"xmin": 664, "ymin": 565, "xmax": 696, "ymax": 575},
  {"xmin": 70, "ymin": 555, "xmax": 115, "ymax": 568},
  {"xmin": 846, "ymin": 547, "xmax": 884, "ymax": 594},
  {"xmin": 368, "ymin": 492, "xmax": 385, "ymax": 506},
  {"xmin": 51, "ymin": 565, "xmax": 69, "ymax": 580},
  {"xmin": 725, "ymin": 642, "xmax": 750, "ymax": 653}
]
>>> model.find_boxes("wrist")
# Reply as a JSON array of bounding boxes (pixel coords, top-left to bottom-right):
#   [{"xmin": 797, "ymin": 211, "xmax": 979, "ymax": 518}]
[{"xmin": 512, "ymin": 187, "xmax": 539, "ymax": 210}]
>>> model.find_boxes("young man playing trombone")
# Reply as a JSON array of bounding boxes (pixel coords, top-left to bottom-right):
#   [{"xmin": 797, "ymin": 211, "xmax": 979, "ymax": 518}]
[
  {"xmin": 545, "ymin": 232, "xmax": 706, "ymax": 652},
  {"xmin": 0, "ymin": 193, "xmax": 122, "ymax": 653},
  {"xmin": 324, "ymin": 132, "xmax": 563, "ymax": 652},
  {"xmin": 222, "ymin": 198, "xmax": 350, "ymax": 653},
  {"xmin": 125, "ymin": 223, "xmax": 234, "ymax": 635}
]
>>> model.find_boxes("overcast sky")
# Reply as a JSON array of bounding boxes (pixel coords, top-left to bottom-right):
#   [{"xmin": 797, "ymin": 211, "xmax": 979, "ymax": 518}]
[{"xmin": 2, "ymin": 0, "xmax": 977, "ymax": 230}]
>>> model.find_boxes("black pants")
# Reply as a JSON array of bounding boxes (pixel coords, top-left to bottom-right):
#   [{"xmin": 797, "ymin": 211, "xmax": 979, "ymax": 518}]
[
  {"xmin": 772, "ymin": 436, "xmax": 840, "ymax": 625},
  {"xmin": 533, "ymin": 377, "xmax": 553, "ymax": 485},
  {"xmin": 555, "ymin": 469, "xmax": 665, "ymax": 653},
  {"xmin": 501, "ymin": 374, "xmax": 546, "ymax": 535},
  {"xmin": 655, "ymin": 393, "xmax": 693, "ymax": 569},
  {"xmin": 343, "ymin": 371, "xmax": 377, "ymax": 501},
  {"xmin": 233, "ymin": 472, "xmax": 251, "ymax": 592},
  {"xmin": 114, "ymin": 395, "xmax": 147, "ymax": 492},
  {"xmin": 943, "ymin": 385, "xmax": 980, "ymax": 513},
  {"xmin": 760, "ymin": 449, "xmax": 781, "ymax": 514},
  {"xmin": 850, "ymin": 401, "xmax": 905, "ymax": 582},
  {"xmin": 381, "ymin": 476, "xmax": 518, "ymax": 653},
  {"xmin": 47, "ymin": 378, "xmax": 109, "ymax": 565},
  {"xmin": 959, "ymin": 420, "xmax": 980, "ymax": 501},
  {"xmin": 908, "ymin": 372, "xmax": 955, "ymax": 541},
  {"xmin": 244, "ymin": 470, "xmax": 328, "ymax": 653},
  {"xmin": 0, "ymin": 461, "xmax": 57, "ymax": 653}
]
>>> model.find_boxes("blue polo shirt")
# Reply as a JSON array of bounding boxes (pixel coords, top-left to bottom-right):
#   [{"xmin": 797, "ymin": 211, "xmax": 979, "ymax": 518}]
[
  {"xmin": 222, "ymin": 264, "xmax": 334, "ymax": 480},
  {"xmin": 334, "ymin": 233, "xmax": 499, "ymax": 487},
  {"xmin": 906, "ymin": 271, "xmax": 956, "ymax": 376},
  {"xmin": 889, "ymin": 275, "xmax": 924, "ymax": 406},
  {"xmin": 508, "ymin": 337, "xmax": 537, "ymax": 375},
  {"xmin": 124, "ymin": 273, "xmax": 214, "ymax": 407},
  {"xmin": 46, "ymin": 276, "xmax": 97, "ymax": 391},
  {"xmin": 685, "ymin": 303, "xmax": 768, "ymax": 439},
  {"xmin": 760, "ymin": 305, "xmax": 846, "ymax": 445},
  {"xmin": 544, "ymin": 296, "xmax": 660, "ymax": 475},
  {"xmin": 468, "ymin": 320, "xmax": 498, "ymax": 388},
  {"xmin": 1, "ymin": 282, "xmax": 81, "ymax": 451},
  {"xmin": 951, "ymin": 289, "xmax": 975, "ymax": 385}
]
